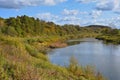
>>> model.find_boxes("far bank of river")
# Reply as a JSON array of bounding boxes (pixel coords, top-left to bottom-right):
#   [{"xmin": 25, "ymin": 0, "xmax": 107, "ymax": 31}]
[{"xmin": 47, "ymin": 38, "xmax": 120, "ymax": 80}]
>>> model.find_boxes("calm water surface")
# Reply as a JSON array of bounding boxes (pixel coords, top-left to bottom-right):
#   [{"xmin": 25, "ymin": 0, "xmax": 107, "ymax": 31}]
[{"xmin": 47, "ymin": 38, "xmax": 120, "ymax": 80}]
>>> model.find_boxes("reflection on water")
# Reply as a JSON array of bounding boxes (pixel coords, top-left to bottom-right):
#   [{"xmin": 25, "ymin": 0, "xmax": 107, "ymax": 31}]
[{"xmin": 47, "ymin": 38, "xmax": 120, "ymax": 80}]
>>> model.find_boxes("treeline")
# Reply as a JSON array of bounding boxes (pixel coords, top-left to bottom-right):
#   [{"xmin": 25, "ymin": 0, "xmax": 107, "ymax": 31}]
[
  {"xmin": 93, "ymin": 25, "xmax": 120, "ymax": 44},
  {"xmin": 0, "ymin": 15, "xmax": 81, "ymax": 37},
  {"xmin": 0, "ymin": 15, "xmax": 120, "ymax": 44},
  {"xmin": 96, "ymin": 27, "xmax": 120, "ymax": 44},
  {"xmin": 0, "ymin": 15, "xmax": 117, "ymax": 38}
]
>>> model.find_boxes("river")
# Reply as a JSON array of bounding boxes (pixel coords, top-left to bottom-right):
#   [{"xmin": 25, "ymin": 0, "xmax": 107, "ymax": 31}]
[{"xmin": 47, "ymin": 38, "xmax": 120, "ymax": 80}]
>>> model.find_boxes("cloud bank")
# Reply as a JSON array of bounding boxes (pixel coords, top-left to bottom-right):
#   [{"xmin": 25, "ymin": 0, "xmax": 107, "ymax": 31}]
[
  {"xmin": 77, "ymin": 0, "xmax": 120, "ymax": 12},
  {"xmin": 62, "ymin": 9, "xmax": 79, "ymax": 16},
  {"xmin": 0, "ymin": 0, "xmax": 67, "ymax": 9}
]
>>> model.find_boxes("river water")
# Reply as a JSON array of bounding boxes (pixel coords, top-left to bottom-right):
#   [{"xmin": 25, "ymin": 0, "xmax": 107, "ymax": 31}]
[{"xmin": 47, "ymin": 38, "xmax": 120, "ymax": 80}]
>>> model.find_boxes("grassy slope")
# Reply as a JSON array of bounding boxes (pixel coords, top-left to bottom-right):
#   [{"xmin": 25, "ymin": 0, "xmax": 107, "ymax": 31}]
[{"xmin": 0, "ymin": 35, "xmax": 105, "ymax": 80}]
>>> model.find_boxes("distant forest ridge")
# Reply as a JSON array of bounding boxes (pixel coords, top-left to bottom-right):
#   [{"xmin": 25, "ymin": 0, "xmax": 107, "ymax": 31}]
[{"xmin": 0, "ymin": 15, "xmax": 118, "ymax": 37}]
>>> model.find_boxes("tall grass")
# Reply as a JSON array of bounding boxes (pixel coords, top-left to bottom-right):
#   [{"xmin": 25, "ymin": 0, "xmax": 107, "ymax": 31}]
[
  {"xmin": 0, "ymin": 35, "xmax": 106, "ymax": 80},
  {"xmin": 67, "ymin": 56, "xmax": 105, "ymax": 80}
]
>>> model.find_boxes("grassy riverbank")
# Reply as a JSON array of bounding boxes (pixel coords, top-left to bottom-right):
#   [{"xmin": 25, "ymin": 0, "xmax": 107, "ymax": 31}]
[{"xmin": 0, "ymin": 35, "xmax": 105, "ymax": 80}]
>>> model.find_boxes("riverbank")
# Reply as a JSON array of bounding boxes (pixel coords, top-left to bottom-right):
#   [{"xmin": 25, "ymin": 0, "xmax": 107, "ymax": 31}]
[
  {"xmin": 96, "ymin": 35, "xmax": 120, "ymax": 44},
  {"xmin": 0, "ymin": 35, "xmax": 105, "ymax": 80},
  {"xmin": 49, "ymin": 41, "xmax": 68, "ymax": 48}
]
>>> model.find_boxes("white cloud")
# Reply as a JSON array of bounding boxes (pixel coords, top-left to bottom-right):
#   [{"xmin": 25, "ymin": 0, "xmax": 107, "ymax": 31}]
[
  {"xmin": 36, "ymin": 12, "xmax": 59, "ymax": 22},
  {"xmin": 76, "ymin": 0, "xmax": 97, "ymax": 3},
  {"xmin": 0, "ymin": 0, "xmax": 67, "ymax": 9},
  {"xmin": 114, "ymin": 0, "xmax": 120, "ymax": 10},
  {"xmin": 60, "ymin": 9, "xmax": 82, "ymax": 25},
  {"xmin": 44, "ymin": 0, "xmax": 67, "ymax": 5},
  {"xmin": 96, "ymin": 0, "xmax": 115, "ymax": 11},
  {"xmin": 76, "ymin": 0, "xmax": 120, "ymax": 12},
  {"xmin": 59, "ymin": 16, "xmax": 81, "ymax": 25},
  {"xmin": 62, "ymin": 9, "xmax": 79, "ymax": 16},
  {"xmin": 90, "ymin": 10, "xmax": 102, "ymax": 19},
  {"xmin": 96, "ymin": 0, "xmax": 120, "ymax": 11},
  {"xmin": 60, "ymin": 16, "xmax": 80, "ymax": 21},
  {"xmin": 44, "ymin": 0, "xmax": 56, "ymax": 5}
]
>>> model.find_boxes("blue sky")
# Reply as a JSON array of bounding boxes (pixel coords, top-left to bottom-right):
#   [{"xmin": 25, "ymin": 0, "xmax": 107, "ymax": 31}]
[{"xmin": 0, "ymin": 0, "xmax": 120, "ymax": 28}]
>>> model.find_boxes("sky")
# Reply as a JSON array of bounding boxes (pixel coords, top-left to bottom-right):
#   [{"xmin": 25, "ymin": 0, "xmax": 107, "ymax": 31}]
[{"xmin": 0, "ymin": 0, "xmax": 120, "ymax": 28}]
